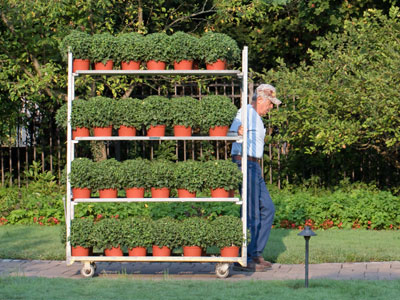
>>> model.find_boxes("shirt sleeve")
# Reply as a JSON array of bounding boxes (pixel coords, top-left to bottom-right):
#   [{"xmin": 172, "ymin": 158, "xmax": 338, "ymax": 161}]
[{"xmin": 229, "ymin": 109, "xmax": 242, "ymax": 132}]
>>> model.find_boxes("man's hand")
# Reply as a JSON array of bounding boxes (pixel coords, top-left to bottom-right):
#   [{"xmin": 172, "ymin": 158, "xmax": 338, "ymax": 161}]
[{"xmin": 238, "ymin": 125, "xmax": 243, "ymax": 136}]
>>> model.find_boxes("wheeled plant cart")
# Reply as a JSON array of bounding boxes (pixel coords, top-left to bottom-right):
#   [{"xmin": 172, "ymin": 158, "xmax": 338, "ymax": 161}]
[{"xmin": 65, "ymin": 47, "xmax": 249, "ymax": 279}]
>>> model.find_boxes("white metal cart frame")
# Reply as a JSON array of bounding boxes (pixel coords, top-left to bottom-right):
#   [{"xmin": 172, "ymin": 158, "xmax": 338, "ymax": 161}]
[{"xmin": 65, "ymin": 47, "xmax": 249, "ymax": 278}]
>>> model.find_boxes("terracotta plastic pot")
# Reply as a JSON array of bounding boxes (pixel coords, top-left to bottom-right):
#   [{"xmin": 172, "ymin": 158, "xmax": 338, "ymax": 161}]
[
  {"xmin": 105, "ymin": 246, "xmax": 123, "ymax": 256},
  {"xmin": 147, "ymin": 125, "xmax": 166, "ymax": 137},
  {"xmin": 72, "ymin": 188, "xmax": 91, "ymax": 199},
  {"xmin": 125, "ymin": 187, "xmax": 145, "ymax": 198},
  {"xmin": 209, "ymin": 126, "xmax": 229, "ymax": 136},
  {"xmin": 177, "ymin": 189, "xmax": 196, "ymax": 198},
  {"xmin": 73, "ymin": 59, "xmax": 90, "ymax": 72},
  {"xmin": 94, "ymin": 60, "xmax": 114, "ymax": 70},
  {"xmin": 146, "ymin": 60, "xmax": 166, "ymax": 70},
  {"xmin": 118, "ymin": 125, "xmax": 136, "ymax": 136},
  {"xmin": 183, "ymin": 246, "xmax": 202, "ymax": 256},
  {"xmin": 99, "ymin": 188, "xmax": 118, "ymax": 198},
  {"xmin": 211, "ymin": 188, "xmax": 229, "ymax": 198},
  {"xmin": 173, "ymin": 125, "xmax": 192, "ymax": 137},
  {"xmin": 71, "ymin": 246, "xmax": 90, "ymax": 256},
  {"xmin": 206, "ymin": 59, "xmax": 227, "ymax": 70},
  {"xmin": 121, "ymin": 61, "xmax": 140, "ymax": 70},
  {"xmin": 152, "ymin": 245, "xmax": 171, "ymax": 256},
  {"xmin": 173, "ymin": 60, "xmax": 193, "ymax": 70},
  {"xmin": 151, "ymin": 187, "xmax": 170, "ymax": 198},
  {"xmin": 93, "ymin": 126, "xmax": 112, "ymax": 137},
  {"xmin": 228, "ymin": 190, "xmax": 235, "ymax": 198},
  {"xmin": 72, "ymin": 127, "xmax": 90, "ymax": 139},
  {"xmin": 220, "ymin": 246, "xmax": 240, "ymax": 257},
  {"xmin": 128, "ymin": 247, "xmax": 147, "ymax": 256}
]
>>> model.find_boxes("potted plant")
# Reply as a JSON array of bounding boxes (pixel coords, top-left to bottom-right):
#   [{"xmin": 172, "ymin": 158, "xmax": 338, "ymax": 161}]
[
  {"xmin": 203, "ymin": 160, "xmax": 241, "ymax": 197},
  {"xmin": 199, "ymin": 32, "xmax": 240, "ymax": 70},
  {"xmin": 170, "ymin": 96, "xmax": 200, "ymax": 136},
  {"xmin": 89, "ymin": 33, "xmax": 117, "ymax": 70},
  {"xmin": 149, "ymin": 160, "xmax": 174, "ymax": 198},
  {"xmin": 142, "ymin": 96, "xmax": 172, "ymax": 136},
  {"xmin": 122, "ymin": 217, "xmax": 153, "ymax": 256},
  {"xmin": 168, "ymin": 32, "xmax": 199, "ymax": 70},
  {"xmin": 210, "ymin": 216, "xmax": 244, "ymax": 257},
  {"xmin": 92, "ymin": 158, "xmax": 123, "ymax": 198},
  {"xmin": 69, "ymin": 158, "xmax": 95, "ymax": 199},
  {"xmin": 93, "ymin": 217, "xmax": 124, "ymax": 256},
  {"xmin": 150, "ymin": 217, "xmax": 180, "ymax": 256},
  {"xmin": 115, "ymin": 32, "xmax": 145, "ymax": 70},
  {"xmin": 179, "ymin": 217, "xmax": 212, "ymax": 256},
  {"xmin": 113, "ymin": 98, "xmax": 144, "ymax": 136},
  {"xmin": 200, "ymin": 95, "xmax": 237, "ymax": 136},
  {"xmin": 86, "ymin": 96, "xmax": 114, "ymax": 136},
  {"xmin": 174, "ymin": 160, "xmax": 204, "ymax": 198},
  {"xmin": 69, "ymin": 217, "xmax": 95, "ymax": 256},
  {"xmin": 59, "ymin": 30, "xmax": 92, "ymax": 72},
  {"xmin": 143, "ymin": 33, "xmax": 170, "ymax": 70},
  {"xmin": 120, "ymin": 158, "xmax": 150, "ymax": 198},
  {"xmin": 55, "ymin": 100, "xmax": 90, "ymax": 139}
]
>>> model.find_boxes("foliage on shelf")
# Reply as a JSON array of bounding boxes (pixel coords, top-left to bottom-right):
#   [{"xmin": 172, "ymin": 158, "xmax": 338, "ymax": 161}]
[
  {"xmin": 91, "ymin": 159, "xmax": 123, "ymax": 190},
  {"xmin": 148, "ymin": 160, "xmax": 175, "ymax": 189},
  {"xmin": 89, "ymin": 33, "xmax": 117, "ymax": 64},
  {"xmin": 69, "ymin": 158, "xmax": 95, "ymax": 189},
  {"xmin": 142, "ymin": 95, "xmax": 172, "ymax": 129},
  {"xmin": 93, "ymin": 217, "xmax": 124, "ymax": 250},
  {"xmin": 203, "ymin": 160, "xmax": 242, "ymax": 190},
  {"xmin": 55, "ymin": 99, "xmax": 90, "ymax": 130},
  {"xmin": 170, "ymin": 96, "xmax": 200, "ymax": 128},
  {"xmin": 168, "ymin": 31, "xmax": 200, "ymax": 62},
  {"xmin": 143, "ymin": 32, "xmax": 170, "ymax": 62},
  {"xmin": 86, "ymin": 96, "xmax": 114, "ymax": 128},
  {"xmin": 200, "ymin": 95, "xmax": 237, "ymax": 131},
  {"xmin": 59, "ymin": 30, "xmax": 91, "ymax": 60},
  {"xmin": 173, "ymin": 160, "xmax": 205, "ymax": 193},
  {"xmin": 199, "ymin": 32, "xmax": 240, "ymax": 64},
  {"xmin": 120, "ymin": 158, "xmax": 150, "ymax": 189},
  {"xmin": 122, "ymin": 216, "xmax": 153, "ymax": 248},
  {"xmin": 113, "ymin": 97, "xmax": 145, "ymax": 129},
  {"xmin": 69, "ymin": 217, "xmax": 95, "ymax": 248},
  {"xmin": 150, "ymin": 217, "xmax": 180, "ymax": 248},
  {"xmin": 115, "ymin": 32, "xmax": 146, "ymax": 63},
  {"xmin": 178, "ymin": 217, "xmax": 212, "ymax": 248},
  {"xmin": 210, "ymin": 215, "xmax": 244, "ymax": 248}
]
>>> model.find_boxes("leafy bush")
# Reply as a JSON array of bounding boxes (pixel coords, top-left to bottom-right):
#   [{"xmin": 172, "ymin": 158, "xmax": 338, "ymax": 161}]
[
  {"xmin": 91, "ymin": 159, "xmax": 123, "ymax": 190},
  {"xmin": 168, "ymin": 31, "xmax": 199, "ymax": 63},
  {"xmin": 59, "ymin": 30, "xmax": 91, "ymax": 60},
  {"xmin": 122, "ymin": 216, "xmax": 153, "ymax": 248},
  {"xmin": 148, "ymin": 160, "xmax": 175, "ymax": 189},
  {"xmin": 199, "ymin": 32, "xmax": 240, "ymax": 64},
  {"xmin": 170, "ymin": 96, "xmax": 200, "ymax": 128},
  {"xmin": 142, "ymin": 95, "xmax": 172, "ymax": 129},
  {"xmin": 210, "ymin": 216, "xmax": 244, "ymax": 248},
  {"xmin": 113, "ymin": 97, "xmax": 145, "ymax": 129},
  {"xmin": 203, "ymin": 160, "xmax": 242, "ymax": 191},
  {"xmin": 93, "ymin": 217, "xmax": 123, "ymax": 250},
  {"xmin": 89, "ymin": 33, "xmax": 117, "ymax": 63},
  {"xmin": 55, "ymin": 99, "xmax": 90, "ymax": 130},
  {"xmin": 179, "ymin": 217, "xmax": 212, "ymax": 248},
  {"xmin": 200, "ymin": 95, "xmax": 237, "ymax": 131},
  {"xmin": 86, "ymin": 96, "xmax": 114, "ymax": 128},
  {"xmin": 115, "ymin": 32, "xmax": 145, "ymax": 63},
  {"xmin": 69, "ymin": 158, "xmax": 95, "ymax": 189},
  {"xmin": 120, "ymin": 159, "xmax": 150, "ymax": 189},
  {"xmin": 143, "ymin": 33, "xmax": 170, "ymax": 62},
  {"xmin": 174, "ymin": 160, "xmax": 205, "ymax": 193},
  {"xmin": 150, "ymin": 217, "xmax": 180, "ymax": 248},
  {"xmin": 69, "ymin": 217, "xmax": 95, "ymax": 248}
]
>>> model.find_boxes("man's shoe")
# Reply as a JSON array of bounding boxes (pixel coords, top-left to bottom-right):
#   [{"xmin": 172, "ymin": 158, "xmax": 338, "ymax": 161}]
[
  {"xmin": 252, "ymin": 256, "xmax": 272, "ymax": 268},
  {"xmin": 232, "ymin": 262, "xmax": 269, "ymax": 272}
]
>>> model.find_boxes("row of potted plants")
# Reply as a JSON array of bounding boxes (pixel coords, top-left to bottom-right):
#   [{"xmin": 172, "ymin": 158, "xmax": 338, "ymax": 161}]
[
  {"xmin": 55, "ymin": 95, "xmax": 238, "ymax": 138},
  {"xmin": 60, "ymin": 31, "xmax": 240, "ymax": 71},
  {"xmin": 65, "ymin": 215, "xmax": 245, "ymax": 257},
  {"xmin": 69, "ymin": 158, "xmax": 242, "ymax": 199}
]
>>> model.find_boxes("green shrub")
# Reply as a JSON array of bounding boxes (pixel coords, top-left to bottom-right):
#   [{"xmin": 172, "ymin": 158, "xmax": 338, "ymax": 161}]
[
  {"xmin": 69, "ymin": 158, "xmax": 95, "ymax": 189},
  {"xmin": 93, "ymin": 217, "xmax": 123, "ymax": 250},
  {"xmin": 69, "ymin": 217, "xmax": 95, "ymax": 248},
  {"xmin": 170, "ymin": 96, "xmax": 200, "ymax": 128},
  {"xmin": 199, "ymin": 32, "xmax": 240, "ymax": 64},
  {"xmin": 200, "ymin": 95, "xmax": 237, "ymax": 131},
  {"xmin": 120, "ymin": 159, "xmax": 150, "ymax": 189},
  {"xmin": 210, "ymin": 216, "xmax": 244, "ymax": 248},
  {"xmin": 113, "ymin": 98, "xmax": 145, "ymax": 129},
  {"xmin": 115, "ymin": 32, "xmax": 145, "ymax": 63},
  {"xmin": 179, "ymin": 217, "xmax": 212, "ymax": 248},
  {"xmin": 150, "ymin": 217, "xmax": 180, "ymax": 248},
  {"xmin": 174, "ymin": 160, "xmax": 205, "ymax": 193},
  {"xmin": 168, "ymin": 31, "xmax": 199, "ymax": 63},
  {"xmin": 89, "ymin": 33, "xmax": 117, "ymax": 64},
  {"xmin": 148, "ymin": 160, "xmax": 175, "ymax": 189},
  {"xmin": 203, "ymin": 160, "xmax": 242, "ymax": 191},
  {"xmin": 143, "ymin": 33, "xmax": 170, "ymax": 62},
  {"xmin": 86, "ymin": 96, "xmax": 114, "ymax": 128},
  {"xmin": 142, "ymin": 95, "xmax": 172, "ymax": 129},
  {"xmin": 92, "ymin": 159, "xmax": 123, "ymax": 190},
  {"xmin": 122, "ymin": 216, "xmax": 153, "ymax": 249},
  {"xmin": 59, "ymin": 30, "xmax": 91, "ymax": 60},
  {"xmin": 55, "ymin": 99, "xmax": 90, "ymax": 130}
]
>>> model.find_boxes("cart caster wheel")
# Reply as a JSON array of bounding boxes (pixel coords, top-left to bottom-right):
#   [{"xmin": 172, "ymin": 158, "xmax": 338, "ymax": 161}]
[
  {"xmin": 81, "ymin": 264, "xmax": 95, "ymax": 278},
  {"xmin": 215, "ymin": 263, "xmax": 230, "ymax": 278}
]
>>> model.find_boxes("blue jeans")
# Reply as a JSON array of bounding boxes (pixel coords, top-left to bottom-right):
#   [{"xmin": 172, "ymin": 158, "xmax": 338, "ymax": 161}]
[{"xmin": 233, "ymin": 159, "xmax": 275, "ymax": 261}]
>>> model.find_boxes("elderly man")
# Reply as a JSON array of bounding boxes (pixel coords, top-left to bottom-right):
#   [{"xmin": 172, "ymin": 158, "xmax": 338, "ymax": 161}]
[{"xmin": 230, "ymin": 84, "xmax": 281, "ymax": 271}]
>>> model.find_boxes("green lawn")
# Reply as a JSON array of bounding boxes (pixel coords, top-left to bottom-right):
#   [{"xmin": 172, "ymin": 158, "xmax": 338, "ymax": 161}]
[
  {"xmin": 0, "ymin": 225, "xmax": 399, "ymax": 263},
  {"xmin": 0, "ymin": 277, "xmax": 399, "ymax": 300}
]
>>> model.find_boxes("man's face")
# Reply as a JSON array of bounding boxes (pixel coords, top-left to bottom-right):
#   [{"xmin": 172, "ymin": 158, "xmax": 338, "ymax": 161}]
[{"xmin": 257, "ymin": 97, "xmax": 274, "ymax": 116}]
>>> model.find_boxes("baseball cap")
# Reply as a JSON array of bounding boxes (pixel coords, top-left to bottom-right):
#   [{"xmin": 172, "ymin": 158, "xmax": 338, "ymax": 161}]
[{"xmin": 255, "ymin": 84, "xmax": 282, "ymax": 105}]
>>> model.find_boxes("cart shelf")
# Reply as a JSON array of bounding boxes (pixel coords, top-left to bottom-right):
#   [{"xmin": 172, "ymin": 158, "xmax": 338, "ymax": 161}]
[
  {"xmin": 73, "ymin": 136, "xmax": 242, "ymax": 142},
  {"xmin": 74, "ymin": 69, "xmax": 242, "ymax": 77},
  {"xmin": 71, "ymin": 198, "xmax": 242, "ymax": 204}
]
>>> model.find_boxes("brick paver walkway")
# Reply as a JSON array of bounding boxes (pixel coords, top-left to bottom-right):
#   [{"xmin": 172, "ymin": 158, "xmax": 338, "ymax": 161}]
[{"xmin": 1, "ymin": 259, "xmax": 399, "ymax": 280}]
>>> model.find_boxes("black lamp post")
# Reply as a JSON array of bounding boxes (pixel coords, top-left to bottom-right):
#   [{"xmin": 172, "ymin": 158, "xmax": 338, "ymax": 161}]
[{"xmin": 298, "ymin": 226, "xmax": 316, "ymax": 288}]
